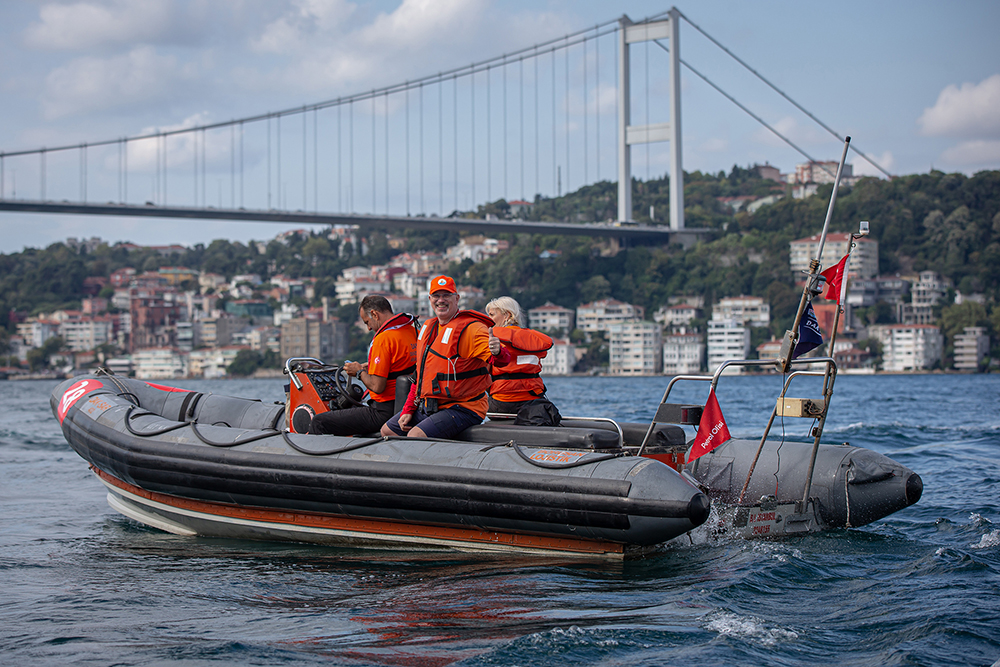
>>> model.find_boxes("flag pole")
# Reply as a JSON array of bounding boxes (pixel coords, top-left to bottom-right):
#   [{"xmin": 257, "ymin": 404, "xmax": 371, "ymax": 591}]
[{"xmin": 775, "ymin": 136, "xmax": 851, "ymax": 374}]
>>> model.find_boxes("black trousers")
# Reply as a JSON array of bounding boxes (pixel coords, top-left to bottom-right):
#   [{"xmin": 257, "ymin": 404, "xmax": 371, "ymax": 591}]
[
  {"xmin": 487, "ymin": 397, "xmax": 533, "ymax": 416},
  {"xmin": 309, "ymin": 400, "xmax": 396, "ymax": 436}
]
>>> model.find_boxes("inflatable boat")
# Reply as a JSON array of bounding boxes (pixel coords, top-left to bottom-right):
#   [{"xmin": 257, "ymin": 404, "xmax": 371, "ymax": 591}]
[{"xmin": 51, "ymin": 366, "xmax": 711, "ymax": 558}]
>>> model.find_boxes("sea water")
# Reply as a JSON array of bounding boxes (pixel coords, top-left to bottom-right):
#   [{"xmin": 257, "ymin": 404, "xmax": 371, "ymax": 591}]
[{"xmin": 1, "ymin": 374, "xmax": 998, "ymax": 666}]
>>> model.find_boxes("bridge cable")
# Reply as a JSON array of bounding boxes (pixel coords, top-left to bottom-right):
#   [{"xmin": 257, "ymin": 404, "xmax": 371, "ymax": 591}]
[
  {"xmin": 596, "ymin": 26, "xmax": 601, "ymax": 183},
  {"xmin": 584, "ymin": 34, "xmax": 588, "ymax": 185},
  {"xmin": 678, "ymin": 11, "xmax": 892, "ymax": 179},
  {"xmin": 439, "ymin": 79, "xmax": 443, "ymax": 214},
  {"xmin": 276, "ymin": 117, "xmax": 281, "ymax": 209},
  {"xmin": 487, "ymin": 65, "xmax": 492, "ymax": 203},
  {"xmin": 564, "ymin": 36, "xmax": 570, "ymax": 194},
  {"xmin": 406, "ymin": 85, "xmax": 412, "ymax": 215},
  {"xmin": 653, "ymin": 39, "xmax": 834, "ymax": 180},
  {"xmin": 302, "ymin": 107, "xmax": 307, "ymax": 210},
  {"xmin": 534, "ymin": 55, "xmax": 539, "ymax": 200},
  {"xmin": 266, "ymin": 116, "xmax": 271, "ymax": 209},
  {"xmin": 645, "ymin": 39, "xmax": 650, "ymax": 184},
  {"xmin": 503, "ymin": 60, "xmax": 508, "ymax": 200},
  {"xmin": 384, "ymin": 93, "xmax": 388, "ymax": 215},
  {"xmin": 419, "ymin": 82, "xmax": 424, "ymax": 214},
  {"xmin": 551, "ymin": 47, "xmax": 556, "ymax": 196},
  {"xmin": 519, "ymin": 56, "xmax": 524, "ymax": 201}
]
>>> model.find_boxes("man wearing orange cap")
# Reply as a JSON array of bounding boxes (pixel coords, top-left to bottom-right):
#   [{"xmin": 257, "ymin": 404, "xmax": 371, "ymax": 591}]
[{"xmin": 381, "ymin": 275, "xmax": 507, "ymax": 440}]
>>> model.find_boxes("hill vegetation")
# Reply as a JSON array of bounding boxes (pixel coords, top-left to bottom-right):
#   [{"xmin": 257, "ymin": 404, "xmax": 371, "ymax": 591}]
[{"xmin": 2, "ymin": 168, "xmax": 998, "ymax": 361}]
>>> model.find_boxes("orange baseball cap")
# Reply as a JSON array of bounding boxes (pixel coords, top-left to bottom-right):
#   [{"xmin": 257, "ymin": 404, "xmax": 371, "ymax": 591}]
[{"xmin": 429, "ymin": 275, "xmax": 457, "ymax": 295}]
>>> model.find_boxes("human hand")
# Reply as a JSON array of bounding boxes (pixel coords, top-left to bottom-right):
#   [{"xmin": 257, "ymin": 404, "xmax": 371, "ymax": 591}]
[
  {"xmin": 398, "ymin": 412, "xmax": 414, "ymax": 432},
  {"xmin": 343, "ymin": 361, "xmax": 364, "ymax": 376},
  {"xmin": 488, "ymin": 327, "xmax": 500, "ymax": 355}
]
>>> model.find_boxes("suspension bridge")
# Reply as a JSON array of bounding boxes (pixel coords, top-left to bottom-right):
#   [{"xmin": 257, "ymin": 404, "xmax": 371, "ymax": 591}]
[{"xmin": 0, "ymin": 7, "xmax": 890, "ymax": 245}]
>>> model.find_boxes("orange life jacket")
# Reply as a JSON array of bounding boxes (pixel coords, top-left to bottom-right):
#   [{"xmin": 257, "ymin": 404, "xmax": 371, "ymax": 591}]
[
  {"xmin": 490, "ymin": 326, "xmax": 553, "ymax": 400},
  {"xmin": 416, "ymin": 310, "xmax": 493, "ymax": 408}
]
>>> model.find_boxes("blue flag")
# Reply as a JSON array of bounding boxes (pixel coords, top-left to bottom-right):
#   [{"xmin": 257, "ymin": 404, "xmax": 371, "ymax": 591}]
[{"xmin": 793, "ymin": 301, "xmax": 824, "ymax": 358}]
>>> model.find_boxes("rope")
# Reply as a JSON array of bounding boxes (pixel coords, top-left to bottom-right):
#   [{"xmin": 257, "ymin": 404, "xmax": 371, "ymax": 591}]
[{"xmin": 678, "ymin": 11, "xmax": 893, "ymax": 179}]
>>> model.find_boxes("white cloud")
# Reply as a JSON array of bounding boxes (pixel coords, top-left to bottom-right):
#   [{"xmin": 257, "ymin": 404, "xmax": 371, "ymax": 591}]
[
  {"xmin": 23, "ymin": 0, "xmax": 200, "ymax": 51},
  {"xmin": 918, "ymin": 74, "xmax": 1000, "ymax": 139},
  {"xmin": 41, "ymin": 46, "xmax": 198, "ymax": 119},
  {"xmin": 853, "ymin": 150, "xmax": 894, "ymax": 177},
  {"xmin": 253, "ymin": 0, "xmax": 356, "ymax": 54},
  {"xmin": 244, "ymin": 0, "xmax": 567, "ymax": 94},
  {"xmin": 940, "ymin": 140, "xmax": 1000, "ymax": 169}
]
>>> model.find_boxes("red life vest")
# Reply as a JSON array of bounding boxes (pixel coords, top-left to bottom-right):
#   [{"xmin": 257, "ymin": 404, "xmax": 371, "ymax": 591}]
[
  {"xmin": 415, "ymin": 310, "xmax": 493, "ymax": 408},
  {"xmin": 490, "ymin": 326, "xmax": 553, "ymax": 401}
]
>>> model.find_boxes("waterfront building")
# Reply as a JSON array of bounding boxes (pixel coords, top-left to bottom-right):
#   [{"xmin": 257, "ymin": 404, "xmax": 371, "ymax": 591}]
[
  {"xmin": 663, "ymin": 332, "xmax": 704, "ymax": 375},
  {"xmin": 528, "ymin": 302, "xmax": 576, "ymax": 334},
  {"xmin": 712, "ymin": 296, "xmax": 770, "ymax": 328},
  {"xmin": 576, "ymin": 299, "xmax": 644, "ymax": 333},
  {"xmin": 954, "ymin": 326, "xmax": 990, "ymax": 372},
  {"xmin": 869, "ymin": 324, "xmax": 943, "ymax": 371},
  {"xmin": 654, "ymin": 304, "xmax": 701, "ymax": 329},
  {"xmin": 133, "ymin": 348, "xmax": 187, "ymax": 379},
  {"xmin": 707, "ymin": 319, "xmax": 750, "ymax": 374},
  {"xmin": 609, "ymin": 322, "xmax": 662, "ymax": 375},
  {"xmin": 789, "ymin": 232, "xmax": 878, "ymax": 280},
  {"xmin": 541, "ymin": 339, "xmax": 577, "ymax": 376}
]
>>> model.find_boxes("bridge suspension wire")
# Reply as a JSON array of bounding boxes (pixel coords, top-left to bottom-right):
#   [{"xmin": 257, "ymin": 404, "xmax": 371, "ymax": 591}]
[
  {"xmin": 486, "ymin": 65, "xmax": 491, "ymax": 203},
  {"xmin": 653, "ymin": 39, "xmax": 835, "ymax": 180},
  {"xmin": 384, "ymin": 91, "xmax": 389, "ymax": 215},
  {"xmin": 583, "ymin": 35, "xmax": 588, "ymax": 186},
  {"xmin": 678, "ymin": 11, "xmax": 892, "ymax": 179}
]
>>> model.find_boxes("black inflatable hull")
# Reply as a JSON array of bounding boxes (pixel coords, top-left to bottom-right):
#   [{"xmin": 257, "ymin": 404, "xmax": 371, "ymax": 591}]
[{"xmin": 52, "ymin": 375, "xmax": 710, "ymax": 557}]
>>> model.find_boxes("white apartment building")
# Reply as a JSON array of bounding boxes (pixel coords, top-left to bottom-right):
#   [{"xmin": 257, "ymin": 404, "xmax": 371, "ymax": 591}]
[
  {"xmin": 954, "ymin": 326, "xmax": 990, "ymax": 372},
  {"xmin": 540, "ymin": 339, "xmax": 577, "ymax": 375},
  {"xmin": 707, "ymin": 319, "xmax": 750, "ymax": 374},
  {"xmin": 576, "ymin": 299, "xmax": 644, "ymax": 333},
  {"xmin": 444, "ymin": 236, "xmax": 508, "ymax": 263},
  {"xmin": 16, "ymin": 319, "xmax": 61, "ymax": 348},
  {"xmin": 653, "ymin": 304, "xmax": 701, "ymax": 328},
  {"xmin": 662, "ymin": 333, "xmax": 704, "ymax": 375},
  {"xmin": 133, "ymin": 348, "xmax": 187, "ymax": 379},
  {"xmin": 869, "ymin": 324, "xmax": 943, "ymax": 372},
  {"xmin": 793, "ymin": 160, "xmax": 854, "ymax": 185},
  {"xmin": 246, "ymin": 326, "xmax": 282, "ymax": 353},
  {"xmin": 528, "ymin": 302, "xmax": 576, "ymax": 334},
  {"xmin": 608, "ymin": 322, "xmax": 662, "ymax": 375},
  {"xmin": 712, "ymin": 296, "xmax": 770, "ymax": 327},
  {"xmin": 335, "ymin": 271, "xmax": 392, "ymax": 305},
  {"xmin": 789, "ymin": 232, "xmax": 878, "ymax": 280},
  {"xmin": 59, "ymin": 317, "xmax": 114, "ymax": 352},
  {"xmin": 188, "ymin": 346, "xmax": 245, "ymax": 378}
]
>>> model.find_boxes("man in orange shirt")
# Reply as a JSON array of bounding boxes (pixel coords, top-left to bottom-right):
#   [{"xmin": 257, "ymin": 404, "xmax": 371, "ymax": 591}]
[
  {"xmin": 310, "ymin": 295, "xmax": 417, "ymax": 436},
  {"xmin": 381, "ymin": 275, "xmax": 501, "ymax": 440}
]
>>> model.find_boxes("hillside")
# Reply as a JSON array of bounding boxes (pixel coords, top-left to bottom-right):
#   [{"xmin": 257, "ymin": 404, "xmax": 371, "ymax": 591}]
[{"xmin": 2, "ymin": 168, "xmax": 998, "ymax": 355}]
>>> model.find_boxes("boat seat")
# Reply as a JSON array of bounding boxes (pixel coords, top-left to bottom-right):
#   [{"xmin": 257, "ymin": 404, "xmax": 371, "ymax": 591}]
[
  {"xmin": 560, "ymin": 420, "xmax": 687, "ymax": 449},
  {"xmin": 456, "ymin": 423, "xmax": 621, "ymax": 451}
]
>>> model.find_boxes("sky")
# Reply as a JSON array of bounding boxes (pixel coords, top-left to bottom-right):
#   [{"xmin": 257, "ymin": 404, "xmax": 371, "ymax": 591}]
[{"xmin": 1, "ymin": 0, "xmax": 998, "ymax": 253}]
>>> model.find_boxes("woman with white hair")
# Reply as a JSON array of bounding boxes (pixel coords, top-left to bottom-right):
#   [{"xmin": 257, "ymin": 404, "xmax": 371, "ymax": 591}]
[{"xmin": 485, "ymin": 296, "xmax": 555, "ymax": 416}]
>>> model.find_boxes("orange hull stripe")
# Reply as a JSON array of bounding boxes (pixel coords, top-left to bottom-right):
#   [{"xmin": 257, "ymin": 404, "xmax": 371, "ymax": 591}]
[{"xmin": 93, "ymin": 467, "xmax": 624, "ymax": 555}]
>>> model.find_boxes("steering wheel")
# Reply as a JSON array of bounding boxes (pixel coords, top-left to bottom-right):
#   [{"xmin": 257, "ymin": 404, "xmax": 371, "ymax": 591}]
[{"xmin": 333, "ymin": 367, "xmax": 366, "ymax": 407}]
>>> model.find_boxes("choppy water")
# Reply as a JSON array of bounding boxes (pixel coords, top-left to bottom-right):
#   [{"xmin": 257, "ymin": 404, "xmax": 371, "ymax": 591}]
[{"xmin": 1, "ymin": 373, "xmax": 998, "ymax": 666}]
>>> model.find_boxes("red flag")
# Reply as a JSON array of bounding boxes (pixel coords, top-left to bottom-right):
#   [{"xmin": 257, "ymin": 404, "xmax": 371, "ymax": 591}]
[
  {"xmin": 820, "ymin": 254, "xmax": 850, "ymax": 304},
  {"xmin": 687, "ymin": 389, "xmax": 732, "ymax": 463}
]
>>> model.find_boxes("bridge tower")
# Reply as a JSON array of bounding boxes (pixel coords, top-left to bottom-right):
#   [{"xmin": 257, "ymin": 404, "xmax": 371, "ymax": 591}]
[{"xmin": 617, "ymin": 9, "xmax": 684, "ymax": 230}]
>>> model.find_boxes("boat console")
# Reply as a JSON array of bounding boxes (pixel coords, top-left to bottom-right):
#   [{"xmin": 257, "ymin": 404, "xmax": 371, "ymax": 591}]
[{"xmin": 283, "ymin": 357, "xmax": 367, "ymax": 433}]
